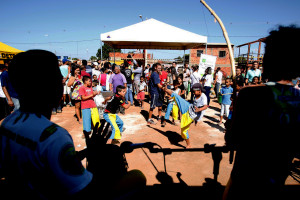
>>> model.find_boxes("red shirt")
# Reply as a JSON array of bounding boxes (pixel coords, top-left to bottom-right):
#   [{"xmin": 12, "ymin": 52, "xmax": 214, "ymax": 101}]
[
  {"xmin": 79, "ymin": 86, "xmax": 96, "ymax": 109},
  {"xmin": 98, "ymin": 73, "xmax": 107, "ymax": 86},
  {"xmin": 81, "ymin": 71, "xmax": 91, "ymax": 77},
  {"xmin": 159, "ymin": 71, "xmax": 168, "ymax": 85}
]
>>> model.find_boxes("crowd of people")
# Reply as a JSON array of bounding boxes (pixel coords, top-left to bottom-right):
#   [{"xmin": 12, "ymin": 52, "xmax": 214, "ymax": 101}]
[{"xmin": 0, "ymin": 25, "xmax": 299, "ymax": 199}]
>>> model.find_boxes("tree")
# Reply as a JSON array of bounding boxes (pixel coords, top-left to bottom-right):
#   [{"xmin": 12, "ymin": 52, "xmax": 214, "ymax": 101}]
[
  {"xmin": 96, "ymin": 43, "xmax": 121, "ymax": 60},
  {"xmin": 90, "ymin": 56, "xmax": 97, "ymax": 61},
  {"xmin": 174, "ymin": 56, "xmax": 183, "ymax": 62}
]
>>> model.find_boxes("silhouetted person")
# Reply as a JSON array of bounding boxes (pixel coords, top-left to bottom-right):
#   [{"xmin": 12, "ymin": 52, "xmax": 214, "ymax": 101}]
[{"xmin": 223, "ymin": 26, "xmax": 300, "ymax": 200}]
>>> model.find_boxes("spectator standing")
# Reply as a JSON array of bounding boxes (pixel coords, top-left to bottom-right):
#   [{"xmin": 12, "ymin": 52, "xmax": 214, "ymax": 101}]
[
  {"xmin": 81, "ymin": 61, "xmax": 91, "ymax": 78},
  {"xmin": 109, "ymin": 65, "xmax": 127, "ymax": 94},
  {"xmin": 190, "ymin": 65, "xmax": 201, "ymax": 102},
  {"xmin": 82, "ymin": 59, "xmax": 92, "ymax": 77},
  {"xmin": 214, "ymin": 67, "xmax": 223, "ymax": 99},
  {"xmin": 219, "ymin": 78, "xmax": 233, "ymax": 124},
  {"xmin": 79, "ymin": 76, "xmax": 101, "ymax": 137},
  {"xmin": 183, "ymin": 63, "xmax": 191, "ymax": 98},
  {"xmin": 147, "ymin": 63, "xmax": 164, "ymax": 125},
  {"xmin": 166, "ymin": 67, "xmax": 176, "ymax": 89},
  {"xmin": 121, "ymin": 61, "xmax": 134, "ymax": 105},
  {"xmin": 92, "ymin": 62, "xmax": 101, "ymax": 79},
  {"xmin": 177, "ymin": 74, "xmax": 186, "ymax": 99},
  {"xmin": 202, "ymin": 67, "xmax": 213, "ymax": 106},
  {"xmin": 98, "ymin": 66, "xmax": 109, "ymax": 91},
  {"xmin": 176, "ymin": 63, "xmax": 184, "ymax": 76},
  {"xmin": 136, "ymin": 76, "xmax": 147, "ymax": 109},
  {"xmin": 1, "ymin": 60, "xmax": 19, "ymax": 112},
  {"xmin": 60, "ymin": 58, "xmax": 72, "ymax": 107},
  {"xmin": 109, "ymin": 65, "xmax": 127, "ymax": 114},
  {"xmin": 245, "ymin": 61, "xmax": 261, "ymax": 85},
  {"xmin": 68, "ymin": 64, "xmax": 83, "ymax": 124},
  {"xmin": 0, "ymin": 64, "xmax": 10, "ymax": 120},
  {"xmin": 234, "ymin": 67, "xmax": 245, "ymax": 87},
  {"xmin": 132, "ymin": 63, "xmax": 143, "ymax": 96}
]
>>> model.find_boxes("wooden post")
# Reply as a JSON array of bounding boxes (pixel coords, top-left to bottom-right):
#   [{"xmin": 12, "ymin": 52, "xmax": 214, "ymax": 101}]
[
  {"xmin": 200, "ymin": 0, "xmax": 236, "ymax": 79},
  {"xmin": 257, "ymin": 41, "xmax": 261, "ymax": 64},
  {"xmin": 247, "ymin": 44, "xmax": 251, "ymax": 67}
]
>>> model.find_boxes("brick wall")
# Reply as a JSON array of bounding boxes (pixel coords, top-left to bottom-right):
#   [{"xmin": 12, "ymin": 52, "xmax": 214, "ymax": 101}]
[{"xmin": 190, "ymin": 44, "xmax": 234, "ymax": 77}]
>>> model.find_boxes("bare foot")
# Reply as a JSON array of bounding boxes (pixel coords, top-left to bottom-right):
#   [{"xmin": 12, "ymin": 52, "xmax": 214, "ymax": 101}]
[{"xmin": 186, "ymin": 144, "xmax": 191, "ymax": 148}]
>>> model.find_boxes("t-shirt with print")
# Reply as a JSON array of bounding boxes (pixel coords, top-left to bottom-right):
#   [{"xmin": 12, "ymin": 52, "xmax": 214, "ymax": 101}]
[
  {"xmin": 79, "ymin": 86, "xmax": 96, "ymax": 109},
  {"xmin": 105, "ymin": 94, "xmax": 125, "ymax": 114},
  {"xmin": 221, "ymin": 86, "xmax": 233, "ymax": 105},
  {"xmin": 159, "ymin": 71, "xmax": 168, "ymax": 85},
  {"xmin": 189, "ymin": 93, "xmax": 207, "ymax": 122},
  {"xmin": 122, "ymin": 68, "xmax": 132, "ymax": 84}
]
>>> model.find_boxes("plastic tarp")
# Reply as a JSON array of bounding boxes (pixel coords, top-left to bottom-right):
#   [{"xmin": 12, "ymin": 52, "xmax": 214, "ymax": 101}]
[
  {"xmin": 0, "ymin": 42, "xmax": 24, "ymax": 60},
  {"xmin": 100, "ymin": 18, "xmax": 207, "ymax": 50}
]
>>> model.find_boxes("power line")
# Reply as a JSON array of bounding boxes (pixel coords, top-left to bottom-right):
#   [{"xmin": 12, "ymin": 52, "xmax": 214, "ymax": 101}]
[
  {"xmin": 3, "ymin": 39, "xmax": 100, "ymax": 45},
  {"xmin": 2, "ymin": 35, "xmax": 266, "ymax": 45}
]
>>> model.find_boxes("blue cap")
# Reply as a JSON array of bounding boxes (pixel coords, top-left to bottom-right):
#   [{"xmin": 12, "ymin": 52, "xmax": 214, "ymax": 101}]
[{"xmin": 62, "ymin": 58, "xmax": 70, "ymax": 64}]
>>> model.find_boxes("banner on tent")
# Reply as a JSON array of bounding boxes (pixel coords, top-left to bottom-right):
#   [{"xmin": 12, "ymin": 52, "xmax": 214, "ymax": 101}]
[
  {"xmin": 199, "ymin": 54, "xmax": 217, "ymax": 76},
  {"xmin": 0, "ymin": 52, "xmax": 18, "ymax": 60}
]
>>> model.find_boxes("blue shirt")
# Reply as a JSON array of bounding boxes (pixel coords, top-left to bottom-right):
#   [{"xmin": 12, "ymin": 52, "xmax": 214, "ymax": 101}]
[
  {"xmin": 149, "ymin": 71, "xmax": 161, "ymax": 94},
  {"xmin": 221, "ymin": 86, "xmax": 233, "ymax": 105},
  {"xmin": 0, "ymin": 70, "xmax": 18, "ymax": 98},
  {"xmin": 59, "ymin": 65, "xmax": 69, "ymax": 84},
  {"xmin": 246, "ymin": 69, "xmax": 261, "ymax": 82}
]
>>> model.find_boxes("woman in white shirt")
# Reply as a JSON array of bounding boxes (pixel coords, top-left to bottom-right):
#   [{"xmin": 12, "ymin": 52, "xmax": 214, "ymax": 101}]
[
  {"xmin": 202, "ymin": 67, "xmax": 213, "ymax": 106},
  {"xmin": 190, "ymin": 65, "xmax": 201, "ymax": 102}
]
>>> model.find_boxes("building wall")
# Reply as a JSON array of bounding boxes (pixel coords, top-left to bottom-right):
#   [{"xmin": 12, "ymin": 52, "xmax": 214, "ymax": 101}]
[
  {"xmin": 109, "ymin": 52, "xmax": 152, "ymax": 61},
  {"xmin": 190, "ymin": 44, "xmax": 234, "ymax": 77}
]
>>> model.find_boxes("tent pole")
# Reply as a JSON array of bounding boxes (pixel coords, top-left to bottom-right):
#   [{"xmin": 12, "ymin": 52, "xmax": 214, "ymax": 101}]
[
  {"xmin": 100, "ymin": 40, "xmax": 103, "ymax": 60},
  {"xmin": 144, "ymin": 49, "xmax": 147, "ymax": 68},
  {"xmin": 183, "ymin": 49, "xmax": 186, "ymax": 64},
  {"xmin": 113, "ymin": 49, "xmax": 115, "ymax": 63}
]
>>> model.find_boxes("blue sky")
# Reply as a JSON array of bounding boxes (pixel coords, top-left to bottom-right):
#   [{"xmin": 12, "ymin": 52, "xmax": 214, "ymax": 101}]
[{"xmin": 1, "ymin": 0, "xmax": 300, "ymax": 60}]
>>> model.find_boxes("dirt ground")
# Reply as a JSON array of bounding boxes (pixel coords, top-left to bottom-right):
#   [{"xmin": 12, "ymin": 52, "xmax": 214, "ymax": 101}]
[{"xmin": 50, "ymin": 95, "xmax": 298, "ymax": 199}]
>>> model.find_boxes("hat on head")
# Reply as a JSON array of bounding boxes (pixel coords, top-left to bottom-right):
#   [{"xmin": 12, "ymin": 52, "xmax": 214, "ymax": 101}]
[
  {"xmin": 192, "ymin": 83, "xmax": 205, "ymax": 92},
  {"xmin": 62, "ymin": 58, "xmax": 70, "ymax": 64}
]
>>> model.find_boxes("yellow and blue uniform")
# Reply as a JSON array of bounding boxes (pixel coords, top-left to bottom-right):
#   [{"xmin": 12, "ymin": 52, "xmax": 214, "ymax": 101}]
[
  {"xmin": 103, "ymin": 94, "xmax": 125, "ymax": 140},
  {"xmin": 171, "ymin": 92, "xmax": 207, "ymax": 139}
]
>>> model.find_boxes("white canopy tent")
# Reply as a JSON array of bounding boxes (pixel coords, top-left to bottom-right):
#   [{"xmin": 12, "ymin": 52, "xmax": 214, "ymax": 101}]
[{"xmin": 100, "ymin": 18, "xmax": 207, "ymax": 50}]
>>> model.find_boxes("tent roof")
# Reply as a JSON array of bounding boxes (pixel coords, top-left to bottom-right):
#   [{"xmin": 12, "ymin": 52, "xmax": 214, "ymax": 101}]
[
  {"xmin": 0, "ymin": 42, "xmax": 23, "ymax": 53},
  {"xmin": 100, "ymin": 18, "xmax": 207, "ymax": 50}
]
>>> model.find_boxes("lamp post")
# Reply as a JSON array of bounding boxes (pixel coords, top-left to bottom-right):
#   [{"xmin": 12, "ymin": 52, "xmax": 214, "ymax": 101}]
[{"xmin": 139, "ymin": 15, "xmax": 147, "ymax": 68}]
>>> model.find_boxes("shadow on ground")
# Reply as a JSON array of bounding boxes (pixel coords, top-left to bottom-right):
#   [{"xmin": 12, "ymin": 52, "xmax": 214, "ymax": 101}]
[{"xmin": 147, "ymin": 125, "xmax": 185, "ymax": 148}]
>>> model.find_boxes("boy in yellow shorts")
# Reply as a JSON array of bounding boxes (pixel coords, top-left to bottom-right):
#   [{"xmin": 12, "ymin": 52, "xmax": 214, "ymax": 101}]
[
  {"xmin": 162, "ymin": 83, "xmax": 208, "ymax": 148},
  {"xmin": 103, "ymin": 85, "xmax": 131, "ymax": 144}
]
